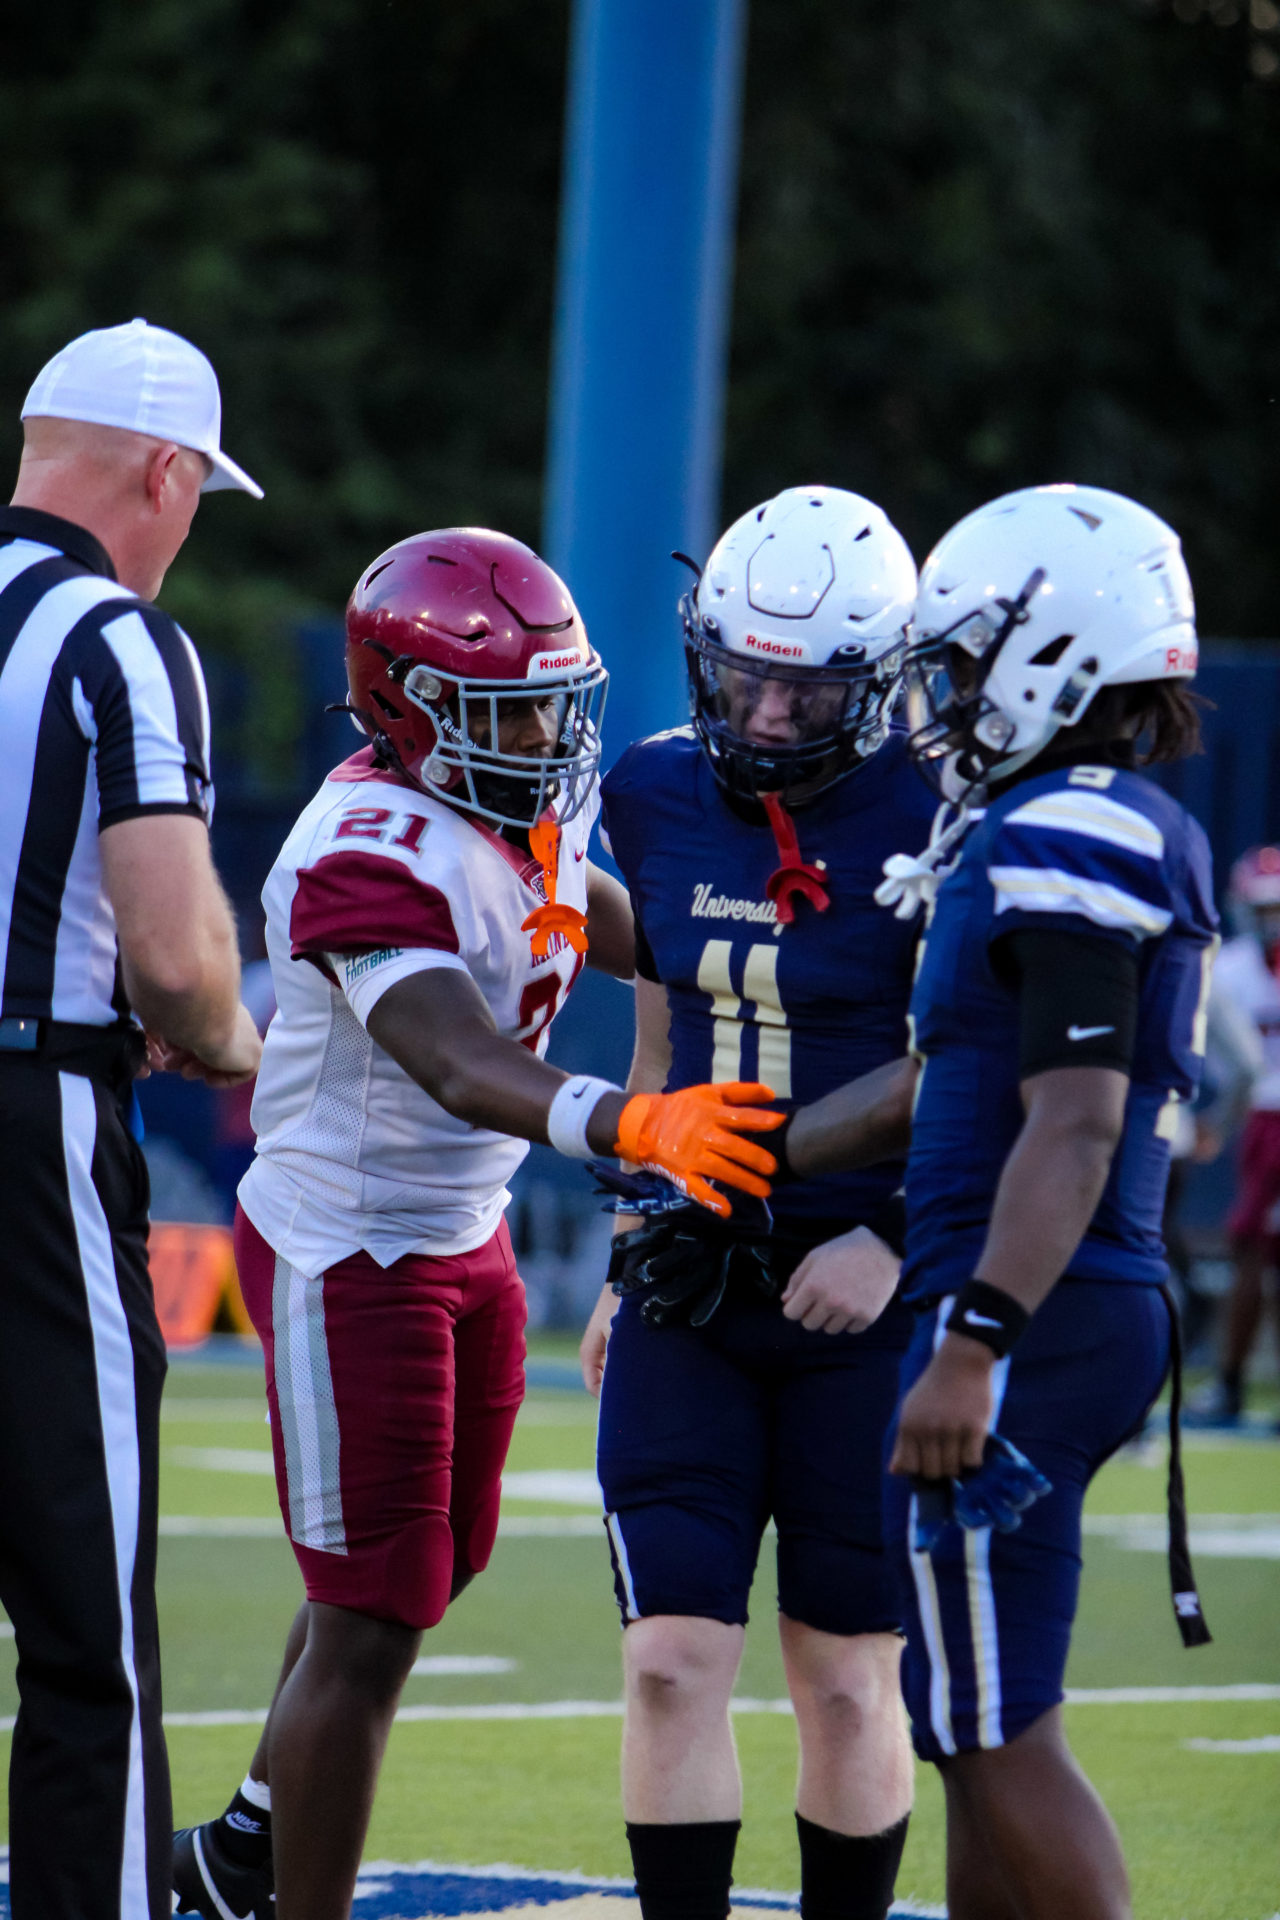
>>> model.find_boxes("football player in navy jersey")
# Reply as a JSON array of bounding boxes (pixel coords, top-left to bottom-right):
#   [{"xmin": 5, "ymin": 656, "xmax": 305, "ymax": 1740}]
[
  {"xmin": 577, "ymin": 487, "xmax": 936, "ymax": 1920},
  {"xmin": 784, "ymin": 484, "xmax": 1217, "ymax": 1920}
]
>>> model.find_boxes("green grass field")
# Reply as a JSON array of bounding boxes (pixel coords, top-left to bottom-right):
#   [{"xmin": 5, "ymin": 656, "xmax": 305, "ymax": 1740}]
[{"xmin": 1, "ymin": 1336, "xmax": 1276, "ymax": 1918}]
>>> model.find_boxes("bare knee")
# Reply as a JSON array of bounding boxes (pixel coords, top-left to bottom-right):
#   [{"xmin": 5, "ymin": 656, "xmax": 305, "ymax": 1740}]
[
  {"xmin": 304, "ymin": 1602, "xmax": 422, "ymax": 1708},
  {"xmin": 783, "ymin": 1621, "xmax": 904, "ymax": 1741},
  {"xmin": 623, "ymin": 1617, "xmax": 742, "ymax": 1721}
]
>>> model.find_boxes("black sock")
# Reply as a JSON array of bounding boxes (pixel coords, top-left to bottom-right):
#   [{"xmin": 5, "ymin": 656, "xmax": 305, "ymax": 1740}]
[
  {"xmin": 215, "ymin": 1785, "xmax": 273, "ymax": 1868},
  {"xmin": 796, "ymin": 1810, "xmax": 910, "ymax": 1920},
  {"xmin": 626, "ymin": 1820, "xmax": 741, "ymax": 1920},
  {"xmin": 1221, "ymin": 1366, "xmax": 1243, "ymax": 1409}
]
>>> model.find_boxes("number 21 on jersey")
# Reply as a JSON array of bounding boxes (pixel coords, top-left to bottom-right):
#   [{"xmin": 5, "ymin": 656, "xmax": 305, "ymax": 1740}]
[{"xmin": 696, "ymin": 939, "xmax": 792, "ymax": 1095}]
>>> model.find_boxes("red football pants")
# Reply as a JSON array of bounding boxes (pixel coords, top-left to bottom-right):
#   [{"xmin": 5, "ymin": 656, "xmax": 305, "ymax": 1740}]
[{"xmin": 234, "ymin": 1206, "xmax": 526, "ymax": 1629}]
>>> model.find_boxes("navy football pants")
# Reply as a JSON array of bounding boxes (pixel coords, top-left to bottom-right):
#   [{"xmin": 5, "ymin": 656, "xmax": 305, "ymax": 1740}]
[
  {"xmin": 884, "ymin": 1278, "xmax": 1170, "ymax": 1760},
  {"xmin": 598, "ymin": 1288, "xmax": 913, "ymax": 1635}
]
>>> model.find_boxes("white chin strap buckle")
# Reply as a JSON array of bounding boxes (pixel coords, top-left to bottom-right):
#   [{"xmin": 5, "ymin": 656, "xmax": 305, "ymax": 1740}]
[{"xmin": 875, "ymin": 801, "xmax": 975, "ymax": 921}]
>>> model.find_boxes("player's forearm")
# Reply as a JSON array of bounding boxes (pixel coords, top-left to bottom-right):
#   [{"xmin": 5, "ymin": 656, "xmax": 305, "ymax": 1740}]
[
  {"xmin": 968, "ymin": 1086, "xmax": 1124, "ymax": 1317},
  {"xmin": 119, "ymin": 891, "xmax": 243, "ymax": 1054},
  {"xmin": 103, "ymin": 813, "xmax": 244, "ymax": 1053},
  {"xmin": 440, "ymin": 1051, "xmax": 626, "ymax": 1154},
  {"xmin": 783, "ymin": 1056, "xmax": 917, "ymax": 1178},
  {"xmin": 365, "ymin": 1001, "xmax": 626, "ymax": 1151}
]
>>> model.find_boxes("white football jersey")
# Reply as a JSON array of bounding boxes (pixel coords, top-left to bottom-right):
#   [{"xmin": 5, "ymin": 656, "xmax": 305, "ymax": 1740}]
[
  {"xmin": 239, "ymin": 750, "xmax": 594, "ymax": 1276},
  {"xmin": 1212, "ymin": 935, "xmax": 1280, "ymax": 1111}
]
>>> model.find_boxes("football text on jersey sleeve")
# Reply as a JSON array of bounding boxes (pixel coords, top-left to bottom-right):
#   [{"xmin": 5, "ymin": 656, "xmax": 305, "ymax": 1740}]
[{"xmin": 327, "ymin": 944, "xmax": 471, "ymax": 1029}]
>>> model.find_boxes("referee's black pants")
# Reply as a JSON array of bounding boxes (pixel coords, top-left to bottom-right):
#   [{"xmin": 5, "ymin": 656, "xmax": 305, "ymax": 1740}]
[{"xmin": 0, "ymin": 1056, "xmax": 171, "ymax": 1919}]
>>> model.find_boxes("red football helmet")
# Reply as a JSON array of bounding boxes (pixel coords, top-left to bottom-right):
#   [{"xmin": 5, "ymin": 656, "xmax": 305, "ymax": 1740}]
[
  {"xmin": 345, "ymin": 528, "xmax": 607, "ymax": 829},
  {"xmin": 1229, "ymin": 845, "xmax": 1280, "ymax": 942}
]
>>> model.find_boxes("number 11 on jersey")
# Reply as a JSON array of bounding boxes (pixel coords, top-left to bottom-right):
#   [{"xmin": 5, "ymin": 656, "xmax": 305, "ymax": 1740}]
[{"xmin": 695, "ymin": 939, "xmax": 792, "ymax": 1096}]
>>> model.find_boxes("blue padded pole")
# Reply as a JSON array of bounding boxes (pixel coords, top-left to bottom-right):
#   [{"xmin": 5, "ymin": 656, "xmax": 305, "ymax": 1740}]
[{"xmin": 544, "ymin": 0, "xmax": 748, "ymax": 762}]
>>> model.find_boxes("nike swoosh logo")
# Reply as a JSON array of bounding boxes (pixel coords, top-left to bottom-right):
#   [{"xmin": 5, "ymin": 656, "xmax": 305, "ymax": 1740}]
[
  {"xmin": 1067, "ymin": 1024, "xmax": 1115, "ymax": 1041},
  {"xmin": 574, "ymin": 847, "xmax": 586, "ymax": 862},
  {"xmin": 964, "ymin": 1309, "xmax": 1003, "ymax": 1328}
]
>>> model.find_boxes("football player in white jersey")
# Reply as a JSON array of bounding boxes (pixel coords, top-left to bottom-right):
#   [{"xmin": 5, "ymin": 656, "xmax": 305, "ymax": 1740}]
[{"xmin": 173, "ymin": 529, "xmax": 783, "ymax": 1920}]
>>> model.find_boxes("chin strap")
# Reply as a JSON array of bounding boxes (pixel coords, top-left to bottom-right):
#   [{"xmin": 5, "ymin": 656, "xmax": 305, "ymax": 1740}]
[
  {"xmin": 875, "ymin": 800, "xmax": 974, "ymax": 921},
  {"xmin": 760, "ymin": 792, "xmax": 831, "ymax": 926},
  {"xmin": 522, "ymin": 819, "xmax": 590, "ymax": 957}
]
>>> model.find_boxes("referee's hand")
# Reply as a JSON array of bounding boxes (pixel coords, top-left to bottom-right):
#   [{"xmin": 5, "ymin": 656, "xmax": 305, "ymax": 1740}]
[{"xmin": 146, "ymin": 1002, "xmax": 263, "ymax": 1087}]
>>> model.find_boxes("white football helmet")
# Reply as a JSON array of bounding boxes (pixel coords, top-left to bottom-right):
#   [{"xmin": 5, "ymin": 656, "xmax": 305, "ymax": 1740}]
[
  {"xmin": 905, "ymin": 483, "xmax": 1197, "ymax": 799},
  {"xmin": 682, "ymin": 485, "xmax": 917, "ymax": 800}
]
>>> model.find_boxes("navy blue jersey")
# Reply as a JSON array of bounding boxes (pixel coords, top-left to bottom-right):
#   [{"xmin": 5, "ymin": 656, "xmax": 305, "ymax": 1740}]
[
  {"xmin": 601, "ymin": 726, "xmax": 936, "ymax": 1229},
  {"xmin": 903, "ymin": 762, "xmax": 1219, "ymax": 1301}
]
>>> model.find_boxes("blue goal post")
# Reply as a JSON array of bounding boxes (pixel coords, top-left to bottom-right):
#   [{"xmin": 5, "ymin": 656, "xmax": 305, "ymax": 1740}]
[{"xmin": 543, "ymin": 0, "xmax": 749, "ymax": 764}]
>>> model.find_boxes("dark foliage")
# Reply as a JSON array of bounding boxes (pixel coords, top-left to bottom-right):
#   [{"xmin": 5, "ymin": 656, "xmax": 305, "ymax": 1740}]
[{"xmin": 1, "ymin": 0, "xmax": 1275, "ymax": 786}]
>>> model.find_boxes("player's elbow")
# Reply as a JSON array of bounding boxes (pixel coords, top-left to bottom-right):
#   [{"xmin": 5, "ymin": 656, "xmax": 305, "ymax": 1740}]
[
  {"xmin": 409, "ymin": 1049, "xmax": 498, "ymax": 1126},
  {"xmin": 1040, "ymin": 1107, "xmax": 1125, "ymax": 1198},
  {"xmin": 1024, "ymin": 1067, "xmax": 1127, "ymax": 1160},
  {"xmin": 883, "ymin": 1057, "xmax": 920, "ymax": 1148},
  {"xmin": 428, "ymin": 1064, "xmax": 481, "ymax": 1122}
]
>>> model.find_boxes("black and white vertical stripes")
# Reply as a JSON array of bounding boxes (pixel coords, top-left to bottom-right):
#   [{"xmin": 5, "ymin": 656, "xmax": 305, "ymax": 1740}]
[
  {"xmin": 0, "ymin": 1055, "xmax": 171, "ymax": 1918},
  {"xmin": 0, "ymin": 507, "xmax": 212, "ymax": 1025},
  {"xmin": 0, "ymin": 502, "xmax": 202, "ymax": 1917}
]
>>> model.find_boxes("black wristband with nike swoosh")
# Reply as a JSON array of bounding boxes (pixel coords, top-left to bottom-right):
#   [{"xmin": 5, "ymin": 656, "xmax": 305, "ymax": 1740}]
[{"xmin": 946, "ymin": 1279, "xmax": 1031, "ymax": 1357}]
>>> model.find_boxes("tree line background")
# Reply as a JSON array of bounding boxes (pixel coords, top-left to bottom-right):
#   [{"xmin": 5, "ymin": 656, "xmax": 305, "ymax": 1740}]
[{"xmin": 2, "ymin": 0, "xmax": 1276, "ymax": 792}]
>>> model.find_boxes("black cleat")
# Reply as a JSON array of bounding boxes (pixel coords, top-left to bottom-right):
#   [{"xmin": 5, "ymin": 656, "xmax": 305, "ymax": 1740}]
[{"xmin": 173, "ymin": 1822, "xmax": 275, "ymax": 1919}]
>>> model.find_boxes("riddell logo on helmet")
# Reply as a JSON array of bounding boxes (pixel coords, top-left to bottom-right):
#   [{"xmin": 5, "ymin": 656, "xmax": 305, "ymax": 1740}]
[
  {"xmin": 744, "ymin": 633, "xmax": 806, "ymax": 660},
  {"xmin": 529, "ymin": 649, "xmax": 582, "ymax": 677},
  {"xmin": 1166, "ymin": 645, "xmax": 1197, "ymax": 673}
]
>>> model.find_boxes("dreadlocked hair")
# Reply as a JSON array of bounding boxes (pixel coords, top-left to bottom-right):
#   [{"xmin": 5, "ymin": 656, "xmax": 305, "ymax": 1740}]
[{"xmin": 1080, "ymin": 680, "xmax": 1209, "ymax": 765}]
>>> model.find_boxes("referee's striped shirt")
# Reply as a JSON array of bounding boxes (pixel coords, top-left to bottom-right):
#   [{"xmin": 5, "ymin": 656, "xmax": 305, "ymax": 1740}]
[{"xmin": 0, "ymin": 505, "xmax": 213, "ymax": 1026}]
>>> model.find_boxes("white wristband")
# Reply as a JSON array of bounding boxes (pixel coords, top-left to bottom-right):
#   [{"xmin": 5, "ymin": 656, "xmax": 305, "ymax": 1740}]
[{"xmin": 546, "ymin": 1075, "xmax": 621, "ymax": 1159}]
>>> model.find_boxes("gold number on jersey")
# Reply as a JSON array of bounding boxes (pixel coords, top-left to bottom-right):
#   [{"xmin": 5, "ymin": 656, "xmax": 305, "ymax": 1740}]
[
  {"xmin": 742, "ymin": 942, "xmax": 791, "ymax": 1097},
  {"xmin": 1190, "ymin": 933, "xmax": 1221, "ymax": 1058},
  {"xmin": 696, "ymin": 939, "xmax": 792, "ymax": 1095},
  {"xmin": 696, "ymin": 940, "xmax": 744, "ymax": 1082}
]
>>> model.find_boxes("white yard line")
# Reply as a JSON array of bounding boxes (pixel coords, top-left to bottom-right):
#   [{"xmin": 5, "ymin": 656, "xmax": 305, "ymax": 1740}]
[
  {"xmin": 154, "ymin": 1514, "xmax": 606, "ymax": 1539},
  {"xmin": 1063, "ymin": 1684, "xmax": 1280, "ymax": 1704},
  {"xmin": 162, "ymin": 1400, "xmax": 598, "ymax": 1426},
  {"xmin": 159, "ymin": 1515, "xmax": 281, "ymax": 1535},
  {"xmin": 167, "ymin": 1446, "xmax": 276, "ymax": 1474},
  {"xmin": 7, "ymin": 1684, "xmax": 1277, "ymax": 1736},
  {"xmin": 1083, "ymin": 1513, "xmax": 1280, "ymax": 1531},
  {"xmin": 1182, "ymin": 1734, "xmax": 1280, "ymax": 1753},
  {"xmin": 164, "ymin": 1455, "xmax": 607, "ymax": 1508},
  {"xmin": 1082, "ymin": 1513, "xmax": 1280, "ymax": 1558},
  {"xmin": 411, "ymin": 1656, "xmax": 517, "ymax": 1677},
  {"xmin": 162, "ymin": 1400, "xmax": 267, "ymax": 1422},
  {"xmin": 159, "ymin": 1511, "xmax": 1280, "ymax": 1547}
]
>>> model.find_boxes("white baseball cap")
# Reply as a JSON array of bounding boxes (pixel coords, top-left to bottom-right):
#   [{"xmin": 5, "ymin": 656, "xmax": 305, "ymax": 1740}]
[{"xmin": 21, "ymin": 317, "xmax": 263, "ymax": 499}]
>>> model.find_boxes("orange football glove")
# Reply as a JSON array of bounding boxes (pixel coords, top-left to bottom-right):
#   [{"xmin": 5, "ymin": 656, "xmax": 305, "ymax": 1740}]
[{"xmin": 614, "ymin": 1082, "xmax": 785, "ymax": 1218}]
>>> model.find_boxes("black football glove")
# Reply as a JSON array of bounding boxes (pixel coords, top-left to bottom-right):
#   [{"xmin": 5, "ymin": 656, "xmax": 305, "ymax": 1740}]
[{"xmin": 606, "ymin": 1216, "xmax": 734, "ymax": 1328}]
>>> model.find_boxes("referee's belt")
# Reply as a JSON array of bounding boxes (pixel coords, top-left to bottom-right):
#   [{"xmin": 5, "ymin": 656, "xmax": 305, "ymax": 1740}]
[{"xmin": 0, "ymin": 1016, "xmax": 146, "ymax": 1083}]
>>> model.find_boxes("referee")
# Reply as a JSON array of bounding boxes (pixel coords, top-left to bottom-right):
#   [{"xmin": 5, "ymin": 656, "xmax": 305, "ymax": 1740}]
[{"xmin": 0, "ymin": 320, "xmax": 263, "ymax": 1920}]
